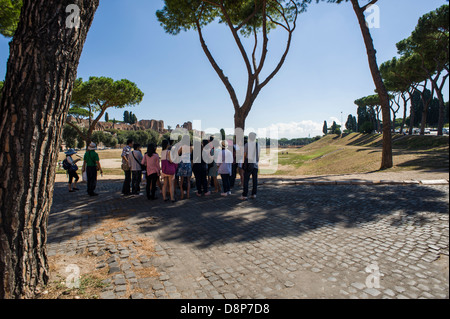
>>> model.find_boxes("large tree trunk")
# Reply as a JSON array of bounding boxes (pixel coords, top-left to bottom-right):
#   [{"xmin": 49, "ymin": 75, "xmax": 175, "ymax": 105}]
[
  {"xmin": 234, "ymin": 111, "xmax": 246, "ymax": 132},
  {"xmin": 351, "ymin": 0, "xmax": 393, "ymax": 169},
  {"xmin": 0, "ymin": 0, "xmax": 99, "ymax": 299}
]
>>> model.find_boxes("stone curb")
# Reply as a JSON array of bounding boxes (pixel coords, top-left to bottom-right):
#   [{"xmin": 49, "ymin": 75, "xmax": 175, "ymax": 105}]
[{"xmin": 260, "ymin": 179, "xmax": 449, "ymax": 186}]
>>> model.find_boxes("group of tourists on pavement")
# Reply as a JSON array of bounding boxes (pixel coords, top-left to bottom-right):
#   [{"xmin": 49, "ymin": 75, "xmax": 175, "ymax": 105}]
[{"xmin": 63, "ymin": 133, "xmax": 260, "ymax": 201}]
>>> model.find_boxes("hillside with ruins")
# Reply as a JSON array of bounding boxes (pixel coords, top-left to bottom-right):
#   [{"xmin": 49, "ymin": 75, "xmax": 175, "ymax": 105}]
[{"xmin": 67, "ymin": 116, "xmax": 194, "ymax": 134}]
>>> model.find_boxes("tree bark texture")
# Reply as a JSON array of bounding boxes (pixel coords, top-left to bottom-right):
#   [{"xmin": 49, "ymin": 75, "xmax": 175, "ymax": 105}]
[
  {"xmin": 0, "ymin": 0, "xmax": 99, "ymax": 299},
  {"xmin": 351, "ymin": 0, "xmax": 393, "ymax": 169}
]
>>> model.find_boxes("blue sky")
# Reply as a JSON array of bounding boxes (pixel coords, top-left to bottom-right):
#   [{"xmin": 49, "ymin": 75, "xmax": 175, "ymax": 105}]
[{"xmin": 0, "ymin": 0, "xmax": 448, "ymax": 138}]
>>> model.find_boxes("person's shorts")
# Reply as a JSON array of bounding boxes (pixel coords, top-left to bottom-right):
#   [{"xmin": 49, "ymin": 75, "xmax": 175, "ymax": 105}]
[
  {"xmin": 177, "ymin": 162, "xmax": 192, "ymax": 177},
  {"xmin": 208, "ymin": 164, "xmax": 218, "ymax": 177}
]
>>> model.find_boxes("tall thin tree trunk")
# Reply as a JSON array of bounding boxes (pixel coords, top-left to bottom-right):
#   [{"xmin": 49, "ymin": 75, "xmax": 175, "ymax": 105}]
[
  {"xmin": 351, "ymin": 0, "xmax": 392, "ymax": 169},
  {"xmin": 399, "ymin": 92, "xmax": 408, "ymax": 134},
  {"xmin": 419, "ymin": 84, "xmax": 434, "ymax": 136},
  {"xmin": 392, "ymin": 112, "xmax": 396, "ymax": 133},
  {"xmin": 436, "ymin": 90, "xmax": 445, "ymax": 136},
  {"xmin": 408, "ymin": 91, "xmax": 416, "ymax": 135},
  {"xmin": 431, "ymin": 74, "xmax": 449, "ymax": 136},
  {"xmin": 0, "ymin": 0, "xmax": 99, "ymax": 299},
  {"xmin": 420, "ymin": 95, "xmax": 430, "ymax": 135}
]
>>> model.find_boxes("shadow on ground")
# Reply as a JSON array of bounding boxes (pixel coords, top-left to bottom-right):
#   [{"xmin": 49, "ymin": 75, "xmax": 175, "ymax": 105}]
[{"xmin": 48, "ymin": 180, "xmax": 449, "ymax": 249}]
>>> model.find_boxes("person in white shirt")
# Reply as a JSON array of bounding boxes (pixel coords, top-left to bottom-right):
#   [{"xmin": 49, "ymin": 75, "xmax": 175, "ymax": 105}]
[{"xmin": 217, "ymin": 140, "xmax": 233, "ymax": 196}]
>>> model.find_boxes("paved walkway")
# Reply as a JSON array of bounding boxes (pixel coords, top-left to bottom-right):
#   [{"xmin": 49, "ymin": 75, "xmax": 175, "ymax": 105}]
[{"xmin": 48, "ymin": 178, "xmax": 449, "ymax": 299}]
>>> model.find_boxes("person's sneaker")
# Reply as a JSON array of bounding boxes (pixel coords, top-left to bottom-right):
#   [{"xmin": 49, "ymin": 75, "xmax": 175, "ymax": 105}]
[
  {"xmin": 227, "ymin": 191, "xmax": 232, "ymax": 195},
  {"xmin": 221, "ymin": 193, "xmax": 228, "ymax": 197},
  {"xmin": 250, "ymin": 195, "xmax": 257, "ymax": 199},
  {"xmin": 204, "ymin": 191, "xmax": 211, "ymax": 196},
  {"xmin": 240, "ymin": 196, "xmax": 248, "ymax": 201}
]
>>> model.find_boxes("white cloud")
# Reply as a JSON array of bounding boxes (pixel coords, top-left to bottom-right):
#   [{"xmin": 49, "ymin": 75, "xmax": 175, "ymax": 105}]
[
  {"xmin": 329, "ymin": 116, "xmax": 342, "ymax": 126},
  {"xmin": 264, "ymin": 121, "xmax": 324, "ymax": 139},
  {"xmin": 201, "ymin": 117, "xmax": 342, "ymax": 139}
]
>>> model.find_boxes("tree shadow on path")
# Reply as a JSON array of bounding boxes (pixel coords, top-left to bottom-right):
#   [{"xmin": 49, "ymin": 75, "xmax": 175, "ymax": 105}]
[{"xmin": 48, "ymin": 181, "xmax": 448, "ymax": 250}]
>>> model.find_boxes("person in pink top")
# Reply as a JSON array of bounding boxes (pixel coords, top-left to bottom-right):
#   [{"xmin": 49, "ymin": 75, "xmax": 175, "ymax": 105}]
[{"xmin": 142, "ymin": 143, "xmax": 161, "ymax": 200}]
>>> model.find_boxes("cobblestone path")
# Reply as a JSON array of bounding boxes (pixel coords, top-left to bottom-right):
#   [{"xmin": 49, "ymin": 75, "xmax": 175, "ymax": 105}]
[{"xmin": 48, "ymin": 180, "xmax": 449, "ymax": 299}]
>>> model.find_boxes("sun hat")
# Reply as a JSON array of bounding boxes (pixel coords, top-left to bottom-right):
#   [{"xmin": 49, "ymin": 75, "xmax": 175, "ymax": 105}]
[
  {"xmin": 87, "ymin": 142, "xmax": 97, "ymax": 151},
  {"xmin": 65, "ymin": 149, "xmax": 77, "ymax": 156}
]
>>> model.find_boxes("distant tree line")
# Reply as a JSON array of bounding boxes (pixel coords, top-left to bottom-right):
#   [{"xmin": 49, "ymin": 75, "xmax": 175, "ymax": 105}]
[
  {"xmin": 277, "ymin": 136, "xmax": 321, "ymax": 147},
  {"xmin": 62, "ymin": 125, "xmax": 163, "ymax": 149}
]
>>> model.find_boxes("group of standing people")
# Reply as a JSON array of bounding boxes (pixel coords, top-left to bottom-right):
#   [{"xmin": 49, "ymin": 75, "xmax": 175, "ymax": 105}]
[
  {"xmin": 120, "ymin": 133, "xmax": 260, "ymax": 201},
  {"xmin": 63, "ymin": 133, "xmax": 260, "ymax": 201}
]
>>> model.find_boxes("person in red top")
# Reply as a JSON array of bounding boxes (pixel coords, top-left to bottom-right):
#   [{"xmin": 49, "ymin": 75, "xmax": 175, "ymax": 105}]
[{"xmin": 142, "ymin": 143, "xmax": 160, "ymax": 200}]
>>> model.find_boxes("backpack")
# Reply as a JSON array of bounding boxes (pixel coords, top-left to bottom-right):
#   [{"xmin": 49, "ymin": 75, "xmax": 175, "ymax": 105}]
[{"xmin": 62, "ymin": 159, "xmax": 72, "ymax": 171}]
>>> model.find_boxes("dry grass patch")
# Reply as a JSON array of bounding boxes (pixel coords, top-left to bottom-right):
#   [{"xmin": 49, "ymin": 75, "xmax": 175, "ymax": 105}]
[
  {"xmin": 38, "ymin": 253, "xmax": 109, "ymax": 299},
  {"xmin": 74, "ymin": 219, "xmax": 127, "ymax": 242}
]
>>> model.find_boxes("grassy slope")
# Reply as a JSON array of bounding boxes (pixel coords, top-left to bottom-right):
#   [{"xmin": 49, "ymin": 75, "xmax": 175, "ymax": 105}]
[{"xmin": 275, "ymin": 133, "xmax": 449, "ymax": 176}]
